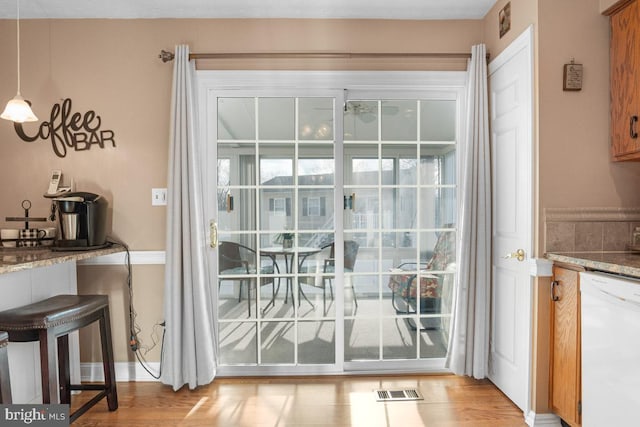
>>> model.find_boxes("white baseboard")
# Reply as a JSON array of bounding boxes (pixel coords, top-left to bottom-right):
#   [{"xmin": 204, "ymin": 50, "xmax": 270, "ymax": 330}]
[
  {"xmin": 525, "ymin": 410, "xmax": 562, "ymax": 426},
  {"xmin": 82, "ymin": 362, "xmax": 161, "ymax": 382}
]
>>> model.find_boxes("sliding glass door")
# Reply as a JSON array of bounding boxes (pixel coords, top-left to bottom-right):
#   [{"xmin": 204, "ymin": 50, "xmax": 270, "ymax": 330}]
[
  {"xmin": 214, "ymin": 92, "xmax": 340, "ymax": 370},
  {"xmin": 202, "ymin": 72, "xmax": 463, "ymax": 375},
  {"xmin": 343, "ymin": 96, "xmax": 457, "ymax": 368}
]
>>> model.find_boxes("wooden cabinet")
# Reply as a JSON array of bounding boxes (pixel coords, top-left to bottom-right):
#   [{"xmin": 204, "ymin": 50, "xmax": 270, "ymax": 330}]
[
  {"xmin": 549, "ymin": 265, "xmax": 582, "ymax": 426},
  {"xmin": 610, "ymin": 0, "xmax": 640, "ymax": 160}
]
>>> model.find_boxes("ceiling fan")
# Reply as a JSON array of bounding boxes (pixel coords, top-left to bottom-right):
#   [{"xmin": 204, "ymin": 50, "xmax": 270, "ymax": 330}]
[{"xmin": 345, "ymin": 101, "xmax": 400, "ymax": 123}]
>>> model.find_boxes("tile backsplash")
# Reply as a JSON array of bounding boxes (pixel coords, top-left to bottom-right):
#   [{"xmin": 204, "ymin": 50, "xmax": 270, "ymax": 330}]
[{"xmin": 544, "ymin": 207, "xmax": 640, "ymax": 253}]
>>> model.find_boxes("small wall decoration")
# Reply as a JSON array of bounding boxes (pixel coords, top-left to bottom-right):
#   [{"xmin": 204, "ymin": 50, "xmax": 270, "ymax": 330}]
[
  {"xmin": 499, "ymin": 2, "xmax": 511, "ymax": 39},
  {"xmin": 563, "ymin": 59, "xmax": 583, "ymax": 91},
  {"xmin": 12, "ymin": 98, "xmax": 116, "ymax": 158}
]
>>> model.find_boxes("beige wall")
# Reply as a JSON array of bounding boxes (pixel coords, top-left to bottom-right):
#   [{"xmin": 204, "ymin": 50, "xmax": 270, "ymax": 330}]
[
  {"xmin": 0, "ymin": 18, "xmax": 483, "ymax": 364},
  {"xmin": 77, "ymin": 265, "xmax": 165, "ymax": 364},
  {"xmin": 600, "ymin": 0, "xmax": 630, "ymax": 13},
  {"xmin": 601, "ymin": 0, "xmax": 618, "ymax": 11},
  {"xmin": 537, "ymin": 0, "xmax": 640, "ymax": 229}
]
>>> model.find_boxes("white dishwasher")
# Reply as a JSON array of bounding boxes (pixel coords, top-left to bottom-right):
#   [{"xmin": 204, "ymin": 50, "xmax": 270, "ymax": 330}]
[{"xmin": 580, "ymin": 271, "xmax": 640, "ymax": 426}]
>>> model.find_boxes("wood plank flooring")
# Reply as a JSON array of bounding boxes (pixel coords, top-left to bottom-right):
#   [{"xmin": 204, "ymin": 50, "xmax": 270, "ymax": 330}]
[{"xmin": 71, "ymin": 375, "xmax": 527, "ymax": 426}]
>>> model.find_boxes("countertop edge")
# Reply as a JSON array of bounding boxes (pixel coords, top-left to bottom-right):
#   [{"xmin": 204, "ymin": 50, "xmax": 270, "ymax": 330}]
[
  {"xmin": 546, "ymin": 252, "xmax": 640, "ymax": 279},
  {"xmin": 0, "ymin": 244, "xmax": 126, "ymax": 274}
]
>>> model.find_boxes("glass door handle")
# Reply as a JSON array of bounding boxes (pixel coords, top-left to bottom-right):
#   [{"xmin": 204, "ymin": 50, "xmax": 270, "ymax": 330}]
[{"xmin": 209, "ymin": 220, "xmax": 218, "ymax": 248}]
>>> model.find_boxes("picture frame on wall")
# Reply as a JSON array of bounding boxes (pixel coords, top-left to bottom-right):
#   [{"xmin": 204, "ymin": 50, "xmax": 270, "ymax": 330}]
[
  {"xmin": 563, "ymin": 61, "xmax": 583, "ymax": 91},
  {"xmin": 499, "ymin": 2, "xmax": 511, "ymax": 39}
]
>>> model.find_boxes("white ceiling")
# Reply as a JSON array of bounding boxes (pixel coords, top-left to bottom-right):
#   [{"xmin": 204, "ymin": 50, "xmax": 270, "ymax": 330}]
[{"xmin": 0, "ymin": 0, "xmax": 498, "ymax": 20}]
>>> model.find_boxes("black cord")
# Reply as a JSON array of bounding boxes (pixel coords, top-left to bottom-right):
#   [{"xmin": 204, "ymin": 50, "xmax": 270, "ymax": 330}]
[
  {"xmin": 134, "ymin": 327, "xmax": 165, "ymax": 380},
  {"xmin": 107, "ymin": 237, "xmax": 165, "ymax": 380}
]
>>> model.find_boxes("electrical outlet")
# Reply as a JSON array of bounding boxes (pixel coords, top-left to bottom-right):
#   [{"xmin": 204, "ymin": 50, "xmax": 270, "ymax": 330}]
[{"xmin": 152, "ymin": 188, "xmax": 167, "ymax": 206}]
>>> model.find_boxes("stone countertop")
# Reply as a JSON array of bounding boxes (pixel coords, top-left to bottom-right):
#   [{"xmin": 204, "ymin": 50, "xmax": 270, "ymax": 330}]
[
  {"xmin": 0, "ymin": 243, "xmax": 125, "ymax": 274},
  {"xmin": 546, "ymin": 251, "xmax": 640, "ymax": 279}
]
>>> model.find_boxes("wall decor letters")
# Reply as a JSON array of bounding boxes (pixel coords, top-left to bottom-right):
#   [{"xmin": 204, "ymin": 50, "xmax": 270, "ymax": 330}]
[{"xmin": 13, "ymin": 98, "xmax": 116, "ymax": 158}]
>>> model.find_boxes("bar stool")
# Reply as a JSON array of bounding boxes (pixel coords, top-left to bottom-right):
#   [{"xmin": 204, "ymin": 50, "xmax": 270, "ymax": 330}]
[
  {"xmin": 0, "ymin": 331, "xmax": 11, "ymax": 403},
  {"xmin": 0, "ymin": 295, "xmax": 117, "ymax": 422}
]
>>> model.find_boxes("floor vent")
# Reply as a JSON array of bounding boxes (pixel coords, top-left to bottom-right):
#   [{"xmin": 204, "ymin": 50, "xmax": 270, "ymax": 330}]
[{"xmin": 375, "ymin": 389, "xmax": 423, "ymax": 402}]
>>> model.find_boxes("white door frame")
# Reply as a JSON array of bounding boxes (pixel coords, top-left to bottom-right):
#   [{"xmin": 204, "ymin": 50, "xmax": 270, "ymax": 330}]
[{"xmin": 197, "ymin": 70, "xmax": 467, "ymax": 376}]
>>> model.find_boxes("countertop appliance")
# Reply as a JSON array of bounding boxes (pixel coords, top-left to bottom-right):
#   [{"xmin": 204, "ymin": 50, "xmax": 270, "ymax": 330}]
[
  {"xmin": 580, "ymin": 271, "xmax": 640, "ymax": 426},
  {"xmin": 53, "ymin": 192, "xmax": 108, "ymax": 250}
]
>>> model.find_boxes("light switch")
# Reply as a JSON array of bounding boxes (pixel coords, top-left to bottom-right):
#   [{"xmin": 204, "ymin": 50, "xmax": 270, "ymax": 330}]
[{"xmin": 152, "ymin": 188, "xmax": 167, "ymax": 206}]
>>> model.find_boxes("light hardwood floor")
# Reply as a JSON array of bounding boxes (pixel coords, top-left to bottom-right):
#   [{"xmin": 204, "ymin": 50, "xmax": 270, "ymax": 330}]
[{"xmin": 71, "ymin": 375, "xmax": 527, "ymax": 426}]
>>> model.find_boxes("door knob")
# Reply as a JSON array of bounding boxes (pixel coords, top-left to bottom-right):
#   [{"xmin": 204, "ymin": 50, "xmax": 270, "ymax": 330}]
[{"xmin": 503, "ymin": 249, "xmax": 525, "ymax": 262}]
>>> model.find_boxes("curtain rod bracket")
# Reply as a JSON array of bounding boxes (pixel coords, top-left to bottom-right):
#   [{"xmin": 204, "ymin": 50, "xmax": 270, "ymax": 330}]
[{"xmin": 159, "ymin": 50, "xmax": 175, "ymax": 63}]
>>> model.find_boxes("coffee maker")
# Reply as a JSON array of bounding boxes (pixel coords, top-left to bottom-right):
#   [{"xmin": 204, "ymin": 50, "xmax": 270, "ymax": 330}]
[{"xmin": 53, "ymin": 192, "xmax": 108, "ymax": 249}]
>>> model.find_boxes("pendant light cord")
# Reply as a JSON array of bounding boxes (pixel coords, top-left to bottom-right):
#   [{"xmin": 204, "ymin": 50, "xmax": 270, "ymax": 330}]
[
  {"xmin": 1, "ymin": 0, "xmax": 37, "ymax": 123},
  {"xmin": 16, "ymin": 0, "xmax": 21, "ymax": 96}
]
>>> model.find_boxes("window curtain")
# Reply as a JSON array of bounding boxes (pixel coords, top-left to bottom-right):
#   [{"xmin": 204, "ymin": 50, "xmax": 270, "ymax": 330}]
[
  {"xmin": 161, "ymin": 45, "xmax": 217, "ymax": 390},
  {"xmin": 445, "ymin": 44, "xmax": 491, "ymax": 379}
]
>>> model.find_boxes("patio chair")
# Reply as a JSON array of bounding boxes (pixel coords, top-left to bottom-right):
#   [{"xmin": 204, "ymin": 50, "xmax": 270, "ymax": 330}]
[
  {"xmin": 218, "ymin": 241, "xmax": 280, "ymax": 316},
  {"xmin": 299, "ymin": 240, "xmax": 359, "ymax": 313},
  {"xmin": 387, "ymin": 228, "xmax": 455, "ymax": 330}
]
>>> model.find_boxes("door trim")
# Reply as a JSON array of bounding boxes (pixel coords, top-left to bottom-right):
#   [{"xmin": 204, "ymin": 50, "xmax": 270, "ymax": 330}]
[{"xmin": 198, "ymin": 70, "xmax": 467, "ymax": 376}]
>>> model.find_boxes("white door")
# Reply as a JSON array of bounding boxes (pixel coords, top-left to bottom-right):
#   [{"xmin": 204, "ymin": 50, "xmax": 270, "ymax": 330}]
[{"xmin": 488, "ymin": 26, "xmax": 534, "ymax": 412}]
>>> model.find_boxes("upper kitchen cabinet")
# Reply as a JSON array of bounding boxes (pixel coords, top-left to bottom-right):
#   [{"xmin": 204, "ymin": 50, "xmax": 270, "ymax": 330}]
[{"xmin": 609, "ymin": 0, "xmax": 640, "ymax": 161}]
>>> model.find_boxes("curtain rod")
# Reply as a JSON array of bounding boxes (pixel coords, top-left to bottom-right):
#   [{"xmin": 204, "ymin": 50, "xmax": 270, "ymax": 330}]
[{"xmin": 158, "ymin": 49, "xmax": 477, "ymax": 63}]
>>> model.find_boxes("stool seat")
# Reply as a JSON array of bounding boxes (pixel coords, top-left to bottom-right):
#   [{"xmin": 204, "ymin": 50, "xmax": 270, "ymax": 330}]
[
  {"xmin": 0, "ymin": 295, "xmax": 108, "ymax": 331},
  {"xmin": 0, "ymin": 294, "xmax": 117, "ymax": 422}
]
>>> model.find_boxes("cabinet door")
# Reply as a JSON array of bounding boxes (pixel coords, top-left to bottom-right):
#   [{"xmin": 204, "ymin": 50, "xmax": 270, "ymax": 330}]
[
  {"xmin": 550, "ymin": 266, "xmax": 581, "ymax": 426},
  {"xmin": 611, "ymin": 0, "xmax": 640, "ymax": 161}
]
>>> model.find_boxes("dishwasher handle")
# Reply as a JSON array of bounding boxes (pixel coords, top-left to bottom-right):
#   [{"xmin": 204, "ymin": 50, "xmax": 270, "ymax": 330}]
[
  {"xmin": 581, "ymin": 277, "xmax": 640, "ymax": 313},
  {"xmin": 597, "ymin": 288, "xmax": 640, "ymax": 309}
]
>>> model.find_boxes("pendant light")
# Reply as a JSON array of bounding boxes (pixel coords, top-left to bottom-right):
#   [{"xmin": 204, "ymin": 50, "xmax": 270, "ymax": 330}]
[{"xmin": 1, "ymin": 0, "xmax": 37, "ymax": 123}]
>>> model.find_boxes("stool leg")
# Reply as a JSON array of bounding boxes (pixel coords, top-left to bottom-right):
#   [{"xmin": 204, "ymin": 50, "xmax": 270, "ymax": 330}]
[
  {"xmin": 57, "ymin": 334, "xmax": 71, "ymax": 405},
  {"xmin": 99, "ymin": 306, "xmax": 118, "ymax": 411},
  {"xmin": 0, "ymin": 344, "xmax": 12, "ymax": 404},
  {"xmin": 39, "ymin": 329, "xmax": 60, "ymax": 404}
]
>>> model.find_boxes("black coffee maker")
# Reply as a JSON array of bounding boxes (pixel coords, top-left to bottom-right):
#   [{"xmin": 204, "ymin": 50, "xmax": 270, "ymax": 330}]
[{"xmin": 53, "ymin": 192, "xmax": 108, "ymax": 249}]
